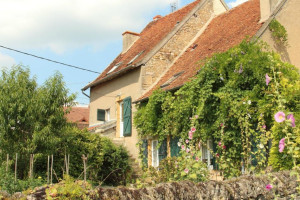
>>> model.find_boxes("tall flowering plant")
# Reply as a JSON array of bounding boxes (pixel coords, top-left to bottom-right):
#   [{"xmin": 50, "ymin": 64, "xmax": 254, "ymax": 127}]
[
  {"xmin": 174, "ymin": 125, "xmax": 209, "ymax": 182},
  {"xmin": 265, "ymin": 64, "xmax": 300, "ymax": 193}
]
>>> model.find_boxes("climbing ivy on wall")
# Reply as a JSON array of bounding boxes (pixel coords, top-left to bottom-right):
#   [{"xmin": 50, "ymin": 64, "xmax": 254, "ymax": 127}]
[
  {"xmin": 134, "ymin": 40, "xmax": 300, "ymax": 177},
  {"xmin": 269, "ymin": 19, "xmax": 288, "ymax": 46}
]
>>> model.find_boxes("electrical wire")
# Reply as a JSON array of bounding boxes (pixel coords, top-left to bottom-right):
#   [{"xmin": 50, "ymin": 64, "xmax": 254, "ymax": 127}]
[{"xmin": 0, "ymin": 45, "xmax": 100, "ymax": 74}]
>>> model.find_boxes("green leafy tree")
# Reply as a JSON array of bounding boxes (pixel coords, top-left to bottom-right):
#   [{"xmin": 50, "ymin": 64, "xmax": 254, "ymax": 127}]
[
  {"xmin": 0, "ymin": 66, "xmax": 131, "ymax": 186},
  {"xmin": 0, "ymin": 66, "xmax": 76, "ymax": 178}
]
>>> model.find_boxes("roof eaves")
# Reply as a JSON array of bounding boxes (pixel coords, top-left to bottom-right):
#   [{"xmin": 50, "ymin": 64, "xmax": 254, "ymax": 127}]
[
  {"xmin": 136, "ymin": 0, "xmax": 208, "ymax": 66},
  {"xmin": 82, "ymin": 64, "xmax": 141, "ymax": 91}
]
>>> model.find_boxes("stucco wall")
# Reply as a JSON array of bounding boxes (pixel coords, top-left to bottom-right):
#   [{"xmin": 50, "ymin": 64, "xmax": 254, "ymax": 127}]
[
  {"xmin": 90, "ymin": 68, "xmax": 142, "ymax": 159},
  {"xmin": 213, "ymin": 0, "xmax": 228, "ymax": 15},
  {"xmin": 141, "ymin": 0, "xmax": 217, "ymax": 92},
  {"xmin": 260, "ymin": 0, "xmax": 300, "ymax": 70}
]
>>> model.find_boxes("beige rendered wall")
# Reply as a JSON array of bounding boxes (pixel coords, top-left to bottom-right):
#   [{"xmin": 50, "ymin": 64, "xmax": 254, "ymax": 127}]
[
  {"xmin": 260, "ymin": 0, "xmax": 300, "ymax": 70},
  {"xmin": 213, "ymin": 0, "xmax": 228, "ymax": 15},
  {"xmin": 90, "ymin": 68, "xmax": 142, "ymax": 159}
]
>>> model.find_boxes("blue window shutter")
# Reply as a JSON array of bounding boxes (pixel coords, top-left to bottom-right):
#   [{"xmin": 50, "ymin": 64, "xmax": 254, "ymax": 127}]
[
  {"xmin": 123, "ymin": 96, "xmax": 132, "ymax": 136},
  {"xmin": 97, "ymin": 109, "xmax": 105, "ymax": 121},
  {"xmin": 158, "ymin": 139, "xmax": 167, "ymax": 162},
  {"xmin": 141, "ymin": 139, "xmax": 148, "ymax": 167}
]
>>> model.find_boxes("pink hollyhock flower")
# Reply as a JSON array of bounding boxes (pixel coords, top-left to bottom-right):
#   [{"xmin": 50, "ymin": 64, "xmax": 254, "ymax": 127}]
[
  {"xmin": 218, "ymin": 141, "xmax": 222, "ymax": 146},
  {"xmin": 216, "ymin": 153, "xmax": 220, "ymax": 157},
  {"xmin": 222, "ymin": 145, "xmax": 226, "ymax": 149},
  {"xmin": 184, "ymin": 168, "xmax": 189, "ymax": 173},
  {"xmin": 191, "ymin": 127, "xmax": 196, "ymax": 132},
  {"xmin": 195, "ymin": 156, "xmax": 199, "ymax": 161},
  {"xmin": 220, "ymin": 123, "xmax": 224, "ymax": 127},
  {"xmin": 181, "ymin": 145, "xmax": 185, "ymax": 150},
  {"xmin": 262, "ymin": 125, "xmax": 266, "ymax": 129},
  {"xmin": 279, "ymin": 138, "xmax": 285, "ymax": 153},
  {"xmin": 186, "ymin": 148, "xmax": 190, "ymax": 153},
  {"xmin": 287, "ymin": 114, "xmax": 296, "ymax": 127},
  {"xmin": 265, "ymin": 74, "xmax": 271, "ymax": 86},
  {"xmin": 189, "ymin": 132, "xmax": 193, "ymax": 140},
  {"xmin": 266, "ymin": 184, "xmax": 273, "ymax": 191},
  {"xmin": 274, "ymin": 111, "xmax": 285, "ymax": 123},
  {"xmin": 186, "ymin": 139, "xmax": 189, "ymax": 144}
]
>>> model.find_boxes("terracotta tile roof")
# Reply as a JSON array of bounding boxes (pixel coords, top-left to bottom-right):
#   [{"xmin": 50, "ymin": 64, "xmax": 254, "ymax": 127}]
[
  {"xmin": 83, "ymin": 0, "xmax": 201, "ymax": 90},
  {"xmin": 65, "ymin": 107, "xmax": 89, "ymax": 124},
  {"xmin": 137, "ymin": 0, "xmax": 262, "ymax": 102}
]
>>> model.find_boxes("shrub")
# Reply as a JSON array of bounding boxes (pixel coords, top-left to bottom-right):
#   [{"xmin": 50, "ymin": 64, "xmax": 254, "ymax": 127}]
[
  {"xmin": 0, "ymin": 165, "xmax": 44, "ymax": 194},
  {"xmin": 45, "ymin": 175, "xmax": 91, "ymax": 200}
]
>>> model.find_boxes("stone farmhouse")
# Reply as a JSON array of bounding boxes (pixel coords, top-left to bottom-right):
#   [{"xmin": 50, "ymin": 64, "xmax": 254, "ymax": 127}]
[{"xmin": 82, "ymin": 0, "xmax": 300, "ymax": 168}]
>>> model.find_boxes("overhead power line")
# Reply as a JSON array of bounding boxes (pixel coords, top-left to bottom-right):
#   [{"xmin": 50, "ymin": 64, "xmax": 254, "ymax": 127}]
[{"xmin": 0, "ymin": 45, "xmax": 100, "ymax": 74}]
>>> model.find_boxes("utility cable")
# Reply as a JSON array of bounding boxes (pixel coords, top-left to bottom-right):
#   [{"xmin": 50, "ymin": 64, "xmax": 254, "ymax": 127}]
[{"xmin": 0, "ymin": 45, "xmax": 100, "ymax": 74}]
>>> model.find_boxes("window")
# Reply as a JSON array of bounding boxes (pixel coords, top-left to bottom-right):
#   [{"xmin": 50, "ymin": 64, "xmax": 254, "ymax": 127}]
[
  {"xmin": 170, "ymin": 137, "xmax": 180, "ymax": 157},
  {"xmin": 97, "ymin": 109, "xmax": 105, "ymax": 121},
  {"xmin": 127, "ymin": 51, "xmax": 144, "ymax": 65},
  {"xmin": 106, "ymin": 109, "xmax": 110, "ymax": 121},
  {"xmin": 158, "ymin": 139, "xmax": 167, "ymax": 162},
  {"xmin": 160, "ymin": 71, "xmax": 184, "ymax": 88},
  {"xmin": 141, "ymin": 139, "xmax": 148, "ymax": 167},
  {"xmin": 201, "ymin": 140, "xmax": 213, "ymax": 170},
  {"xmin": 107, "ymin": 62, "xmax": 122, "ymax": 74},
  {"xmin": 152, "ymin": 140, "xmax": 159, "ymax": 167},
  {"xmin": 97, "ymin": 109, "xmax": 110, "ymax": 122}
]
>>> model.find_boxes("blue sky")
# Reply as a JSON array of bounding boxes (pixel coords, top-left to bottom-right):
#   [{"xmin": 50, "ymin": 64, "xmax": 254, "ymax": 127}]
[{"xmin": 0, "ymin": 0, "xmax": 247, "ymax": 106}]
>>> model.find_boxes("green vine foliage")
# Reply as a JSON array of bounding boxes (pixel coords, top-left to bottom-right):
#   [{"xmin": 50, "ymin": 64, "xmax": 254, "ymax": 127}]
[
  {"xmin": 134, "ymin": 40, "xmax": 300, "ymax": 178},
  {"xmin": 269, "ymin": 19, "xmax": 288, "ymax": 46}
]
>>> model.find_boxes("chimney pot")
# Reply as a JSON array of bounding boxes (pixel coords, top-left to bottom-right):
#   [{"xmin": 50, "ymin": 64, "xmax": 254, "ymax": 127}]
[{"xmin": 153, "ymin": 15, "xmax": 162, "ymax": 21}]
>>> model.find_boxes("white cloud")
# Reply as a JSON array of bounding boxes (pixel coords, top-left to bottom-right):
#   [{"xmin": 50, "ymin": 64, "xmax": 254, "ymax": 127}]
[
  {"xmin": 227, "ymin": 0, "xmax": 248, "ymax": 8},
  {"xmin": 0, "ymin": 0, "xmax": 170, "ymax": 54},
  {"xmin": 0, "ymin": 52, "xmax": 16, "ymax": 69}
]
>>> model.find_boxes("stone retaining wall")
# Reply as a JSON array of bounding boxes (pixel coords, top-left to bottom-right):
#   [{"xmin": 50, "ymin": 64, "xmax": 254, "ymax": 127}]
[
  {"xmin": 93, "ymin": 171, "xmax": 298, "ymax": 200},
  {"xmin": 25, "ymin": 171, "xmax": 299, "ymax": 200}
]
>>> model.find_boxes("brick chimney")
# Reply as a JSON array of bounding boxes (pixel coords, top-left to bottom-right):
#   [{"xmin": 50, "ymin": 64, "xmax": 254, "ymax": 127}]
[
  {"xmin": 122, "ymin": 31, "xmax": 140, "ymax": 54},
  {"xmin": 260, "ymin": 0, "xmax": 283, "ymax": 22}
]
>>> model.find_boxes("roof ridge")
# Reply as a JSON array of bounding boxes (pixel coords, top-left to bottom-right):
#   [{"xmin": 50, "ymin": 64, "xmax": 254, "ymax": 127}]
[
  {"xmin": 162, "ymin": 0, "xmax": 201, "ymax": 19},
  {"xmin": 83, "ymin": 0, "xmax": 204, "ymax": 91},
  {"xmin": 136, "ymin": 0, "xmax": 208, "ymax": 66},
  {"xmin": 135, "ymin": 0, "xmax": 262, "ymax": 102},
  {"xmin": 138, "ymin": 15, "xmax": 215, "ymax": 100}
]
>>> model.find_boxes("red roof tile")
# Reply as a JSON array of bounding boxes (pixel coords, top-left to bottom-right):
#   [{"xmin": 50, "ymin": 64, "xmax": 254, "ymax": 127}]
[
  {"xmin": 65, "ymin": 107, "xmax": 89, "ymax": 124},
  {"xmin": 137, "ymin": 0, "xmax": 262, "ymax": 101},
  {"xmin": 84, "ymin": 0, "xmax": 201, "ymax": 89}
]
